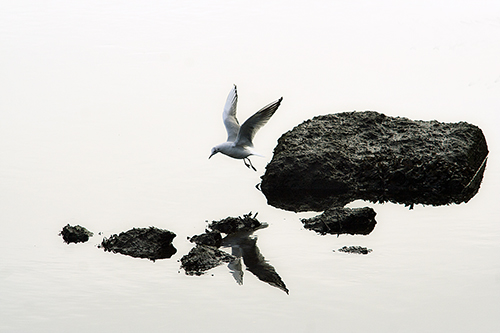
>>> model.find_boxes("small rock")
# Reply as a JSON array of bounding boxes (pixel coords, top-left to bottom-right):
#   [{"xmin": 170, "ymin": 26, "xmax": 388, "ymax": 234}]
[
  {"xmin": 337, "ymin": 246, "xmax": 373, "ymax": 255},
  {"xmin": 101, "ymin": 227, "xmax": 176, "ymax": 261},
  {"xmin": 188, "ymin": 231, "xmax": 223, "ymax": 247},
  {"xmin": 208, "ymin": 212, "xmax": 267, "ymax": 234},
  {"xmin": 180, "ymin": 245, "xmax": 235, "ymax": 276},
  {"xmin": 301, "ymin": 207, "xmax": 377, "ymax": 235},
  {"xmin": 60, "ymin": 224, "xmax": 93, "ymax": 244}
]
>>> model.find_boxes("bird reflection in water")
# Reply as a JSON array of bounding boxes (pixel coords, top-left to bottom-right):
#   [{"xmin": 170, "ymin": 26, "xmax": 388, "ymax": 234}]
[{"xmin": 222, "ymin": 228, "xmax": 289, "ymax": 294}]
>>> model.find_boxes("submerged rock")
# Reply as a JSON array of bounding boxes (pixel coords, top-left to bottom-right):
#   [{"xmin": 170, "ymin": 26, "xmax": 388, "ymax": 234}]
[
  {"xmin": 60, "ymin": 224, "xmax": 93, "ymax": 244},
  {"xmin": 261, "ymin": 111, "xmax": 488, "ymax": 212},
  {"xmin": 337, "ymin": 246, "xmax": 373, "ymax": 255},
  {"xmin": 101, "ymin": 227, "xmax": 176, "ymax": 261},
  {"xmin": 301, "ymin": 207, "xmax": 377, "ymax": 235}
]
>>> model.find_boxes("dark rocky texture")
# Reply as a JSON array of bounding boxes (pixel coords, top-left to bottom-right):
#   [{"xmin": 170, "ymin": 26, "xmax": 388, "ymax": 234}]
[
  {"xmin": 188, "ymin": 231, "xmax": 223, "ymax": 247},
  {"xmin": 301, "ymin": 207, "xmax": 377, "ymax": 236},
  {"xmin": 337, "ymin": 246, "xmax": 373, "ymax": 255},
  {"xmin": 60, "ymin": 224, "xmax": 93, "ymax": 244},
  {"xmin": 261, "ymin": 111, "xmax": 488, "ymax": 212},
  {"xmin": 181, "ymin": 213, "xmax": 288, "ymax": 293},
  {"xmin": 208, "ymin": 212, "xmax": 267, "ymax": 234},
  {"xmin": 180, "ymin": 245, "xmax": 235, "ymax": 276},
  {"xmin": 101, "ymin": 227, "xmax": 176, "ymax": 261}
]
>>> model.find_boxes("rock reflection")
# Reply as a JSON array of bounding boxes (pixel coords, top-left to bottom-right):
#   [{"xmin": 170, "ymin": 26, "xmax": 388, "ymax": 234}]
[{"xmin": 181, "ymin": 213, "xmax": 289, "ymax": 294}]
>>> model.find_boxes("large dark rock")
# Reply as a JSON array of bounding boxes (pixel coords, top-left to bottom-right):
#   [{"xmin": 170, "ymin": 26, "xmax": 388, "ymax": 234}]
[
  {"xmin": 261, "ymin": 111, "xmax": 488, "ymax": 212},
  {"xmin": 101, "ymin": 227, "xmax": 177, "ymax": 261}
]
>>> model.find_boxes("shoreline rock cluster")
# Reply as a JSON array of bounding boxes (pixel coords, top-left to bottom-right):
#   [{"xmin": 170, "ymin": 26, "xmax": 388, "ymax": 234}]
[
  {"xmin": 181, "ymin": 213, "xmax": 289, "ymax": 294},
  {"xmin": 58, "ymin": 111, "xmax": 488, "ymax": 293}
]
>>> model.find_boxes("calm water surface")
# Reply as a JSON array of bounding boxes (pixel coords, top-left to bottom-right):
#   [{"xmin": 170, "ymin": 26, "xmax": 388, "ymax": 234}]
[{"xmin": 1, "ymin": 1, "xmax": 500, "ymax": 332}]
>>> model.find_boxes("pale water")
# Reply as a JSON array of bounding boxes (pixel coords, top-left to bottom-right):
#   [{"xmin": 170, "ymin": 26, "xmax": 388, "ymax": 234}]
[{"xmin": 1, "ymin": 1, "xmax": 500, "ymax": 332}]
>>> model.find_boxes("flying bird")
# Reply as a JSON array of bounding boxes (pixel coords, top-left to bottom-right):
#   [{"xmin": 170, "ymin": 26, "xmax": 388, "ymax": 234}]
[{"xmin": 209, "ymin": 85, "xmax": 283, "ymax": 171}]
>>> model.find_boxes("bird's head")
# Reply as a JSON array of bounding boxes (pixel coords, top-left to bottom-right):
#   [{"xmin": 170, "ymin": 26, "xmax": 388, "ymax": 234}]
[{"xmin": 209, "ymin": 147, "xmax": 219, "ymax": 159}]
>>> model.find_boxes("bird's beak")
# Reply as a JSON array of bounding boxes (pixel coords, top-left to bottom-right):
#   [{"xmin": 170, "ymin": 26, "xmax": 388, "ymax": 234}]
[{"xmin": 209, "ymin": 151, "xmax": 216, "ymax": 159}]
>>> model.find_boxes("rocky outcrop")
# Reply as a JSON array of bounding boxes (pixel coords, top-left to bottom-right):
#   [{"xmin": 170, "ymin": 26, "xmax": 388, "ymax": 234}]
[
  {"xmin": 101, "ymin": 227, "xmax": 177, "ymax": 261},
  {"xmin": 60, "ymin": 224, "xmax": 93, "ymax": 244},
  {"xmin": 180, "ymin": 245, "xmax": 235, "ymax": 276},
  {"xmin": 207, "ymin": 212, "xmax": 268, "ymax": 234},
  {"xmin": 181, "ymin": 213, "xmax": 288, "ymax": 294},
  {"xmin": 301, "ymin": 207, "xmax": 376, "ymax": 235},
  {"xmin": 261, "ymin": 111, "xmax": 488, "ymax": 212},
  {"xmin": 188, "ymin": 231, "xmax": 223, "ymax": 248}
]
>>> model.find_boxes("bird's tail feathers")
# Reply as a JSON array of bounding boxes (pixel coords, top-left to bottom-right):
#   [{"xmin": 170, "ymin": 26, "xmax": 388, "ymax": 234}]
[{"xmin": 249, "ymin": 150, "xmax": 264, "ymax": 158}]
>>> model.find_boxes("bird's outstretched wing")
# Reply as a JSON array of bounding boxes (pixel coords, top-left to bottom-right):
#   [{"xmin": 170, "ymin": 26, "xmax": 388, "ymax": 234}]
[
  {"xmin": 235, "ymin": 97, "xmax": 283, "ymax": 147},
  {"xmin": 222, "ymin": 85, "xmax": 239, "ymax": 142}
]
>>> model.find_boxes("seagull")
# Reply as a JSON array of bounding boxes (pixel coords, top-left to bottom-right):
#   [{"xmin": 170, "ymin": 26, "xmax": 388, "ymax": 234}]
[{"xmin": 209, "ymin": 85, "xmax": 283, "ymax": 171}]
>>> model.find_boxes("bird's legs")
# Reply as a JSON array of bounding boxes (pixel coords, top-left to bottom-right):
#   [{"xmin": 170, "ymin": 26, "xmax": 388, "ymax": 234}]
[{"xmin": 243, "ymin": 158, "xmax": 257, "ymax": 171}]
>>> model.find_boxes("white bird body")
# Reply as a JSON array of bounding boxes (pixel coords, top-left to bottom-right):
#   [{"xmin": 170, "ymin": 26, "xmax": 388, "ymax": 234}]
[
  {"xmin": 212, "ymin": 141, "xmax": 257, "ymax": 159},
  {"xmin": 209, "ymin": 85, "xmax": 283, "ymax": 170}
]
